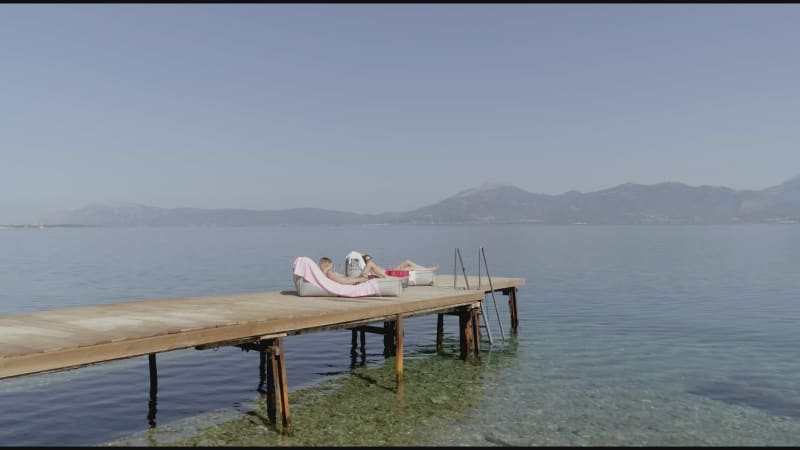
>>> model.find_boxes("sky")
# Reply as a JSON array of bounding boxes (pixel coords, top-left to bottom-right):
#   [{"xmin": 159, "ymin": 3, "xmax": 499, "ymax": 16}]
[{"xmin": 2, "ymin": 4, "xmax": 800, "ymax": 223}]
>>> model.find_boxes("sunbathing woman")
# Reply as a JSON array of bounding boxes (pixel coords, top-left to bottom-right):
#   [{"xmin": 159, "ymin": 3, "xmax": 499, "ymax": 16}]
[
  {"xmin": 358, "ymin": 253, "xmax": 438, "ymax": 279},
  {"xmin": 319, "ymin": 257, "xmax": 370, "ymax": 285}
]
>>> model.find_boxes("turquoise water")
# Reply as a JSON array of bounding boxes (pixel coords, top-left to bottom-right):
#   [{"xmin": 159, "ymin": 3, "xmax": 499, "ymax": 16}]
[{"xmin": 1, "ymin": 225, "xmax": 799, "ymax": 445}]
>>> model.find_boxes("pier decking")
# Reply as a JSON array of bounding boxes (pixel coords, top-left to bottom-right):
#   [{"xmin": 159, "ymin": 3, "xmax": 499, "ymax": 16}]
[{"xmin": 0, "ymin": 274, "xmax": 524, "ymax": 434}]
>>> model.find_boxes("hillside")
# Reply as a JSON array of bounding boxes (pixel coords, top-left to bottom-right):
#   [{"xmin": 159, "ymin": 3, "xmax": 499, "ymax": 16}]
[{"xmin": 38, "ymin": 176, "xmax": 800, "ymax": 226}]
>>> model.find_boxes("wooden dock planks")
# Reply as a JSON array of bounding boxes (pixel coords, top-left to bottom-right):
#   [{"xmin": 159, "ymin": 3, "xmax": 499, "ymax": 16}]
[{"xmin": 0, "ymin": 276, "xmax": 524, "ymax": 380}]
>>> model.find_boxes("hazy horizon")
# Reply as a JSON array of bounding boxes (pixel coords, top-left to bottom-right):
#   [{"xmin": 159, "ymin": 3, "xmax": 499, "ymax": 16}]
[
  {"xmin": 2, "ymin": 4, "xmax": 800, "ymax": 223},
  {"xmin": 10, "ymin": 173, "xmax": 800, "ymax": 227}
]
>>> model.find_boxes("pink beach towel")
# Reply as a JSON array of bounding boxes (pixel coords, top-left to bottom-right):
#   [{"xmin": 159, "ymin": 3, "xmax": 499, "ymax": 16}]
[{"xmin": 293, "ymin": 256, "xmax": 381, "ymax": 297}]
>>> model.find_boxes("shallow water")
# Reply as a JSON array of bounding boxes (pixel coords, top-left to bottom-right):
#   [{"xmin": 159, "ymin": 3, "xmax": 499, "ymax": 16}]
[{"xmin": 1, "ymin": 225, "xmax": 799, "ymax": 445}]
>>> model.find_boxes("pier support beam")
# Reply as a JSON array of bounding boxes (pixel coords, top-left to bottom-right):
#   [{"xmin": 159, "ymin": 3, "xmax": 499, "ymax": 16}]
[
  {"xmin": 230, "ymin": 333, "xmax": 290, "ymax": 433},
  {"xmin": 458, "ymin": 306, "xmax": 474, "ymax": 362},
  {"xmin": 395, "ymin": 314, "xmax": 403, "ymax": 386},
  {"xmin": 383, "ymin": 321, "xmax": 397, "ymax": 357},
  {"xmin": 264, "ymin": 346, "xmax": 276, "ymax": 424},
  {"xmin": 503, "ymin": 287, "xmax": 519, "ymax": 332},
  {"xmin": 258, "ymin": 350, "xmax": 267, "ymax": 393},
  {"xmin": 439, "ymin": 306, "xmax": 481, "ymax": 360},
  {"xmin": 436, "ymin": 313, "xmax": 444, "ymax": 354},
  {"xmin": 147, "ymin": 353, "xmax": 158, "ymax": 428},
  {"xmin": 471, "ymin": 306, "xmax": 481, "ymax": 358},
  {"xmin": 350, "ymin": 328, "xmax": 365, "ymax": 352},
  {"xmin": 263, "ymin": 338, "xmax": 291, "ymax": 435}
]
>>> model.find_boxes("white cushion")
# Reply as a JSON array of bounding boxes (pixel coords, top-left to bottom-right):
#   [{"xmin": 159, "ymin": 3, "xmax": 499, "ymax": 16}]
[
  {"xmin": 409, "ymin": 270, "xmax": 435, "ymax": 286},
  {"xmin": 294, "ymin": 276, "xmax": 402, "ymax": 297}
]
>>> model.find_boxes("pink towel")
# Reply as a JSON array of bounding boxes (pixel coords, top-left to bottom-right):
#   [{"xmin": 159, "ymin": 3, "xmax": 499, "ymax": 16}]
[{"xmin": 293, "ymin": 256, "xmax": 381, "ymax": 297}]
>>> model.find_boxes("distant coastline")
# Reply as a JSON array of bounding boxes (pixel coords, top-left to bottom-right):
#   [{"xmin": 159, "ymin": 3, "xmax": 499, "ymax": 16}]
[
  {"xmin": 2, "ymin": 221, "xmax": 798, "ymax": 229},
  {"xmin": 21, "ymin": 175, "xmax": 800, "ymax": 227},
  {"xmin": 0, "ymin": 224, "xmax": 98, "ymax": 229}
]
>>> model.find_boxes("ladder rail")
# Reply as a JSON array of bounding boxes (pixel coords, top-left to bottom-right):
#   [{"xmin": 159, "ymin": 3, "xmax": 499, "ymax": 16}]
[
  {"xmin": 478, "ymin": 247, "xmax": 481, "ymax": 290},
  {"xmin": 453, "ymin": 249, "xmax": 457, "ymax": 289},
  {"xmin": 476, "ymin": 248, "xmax": 493, "ymax": 344},
  {"xmin": 481, "ymin": 247, "xmax": 505, "ymax": 341},
  {"xmin": 454, "ymin": 247, "xmax": 493, "ymax": 345},
  {"xmin": 455, "ymin": 248, "xmax": 470, "ymax": 290},
  {"xmin": 479, "ymin": 295, "xmax": 494, "ymax": 345}
]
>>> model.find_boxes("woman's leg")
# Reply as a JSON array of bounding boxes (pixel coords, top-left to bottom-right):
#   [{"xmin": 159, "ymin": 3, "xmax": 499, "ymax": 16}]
[
  {"xmin": 362, "ymin": 260, "xmax": 387, "ymax": 278},
  {"xmin": 393, "ymin": 259, "xmax": 439, "ymax": 271}
]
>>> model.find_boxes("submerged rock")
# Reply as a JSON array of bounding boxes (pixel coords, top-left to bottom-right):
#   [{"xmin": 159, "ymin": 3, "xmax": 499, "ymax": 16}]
[{"xmin": 688, "ymin": 380, "xmax": 800, "ymax": 418}]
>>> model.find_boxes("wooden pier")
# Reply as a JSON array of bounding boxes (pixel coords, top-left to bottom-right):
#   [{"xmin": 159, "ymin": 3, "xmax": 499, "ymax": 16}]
[{"xmin": 0, "ymin": 274, "xmax": 524, "ymax": 434}]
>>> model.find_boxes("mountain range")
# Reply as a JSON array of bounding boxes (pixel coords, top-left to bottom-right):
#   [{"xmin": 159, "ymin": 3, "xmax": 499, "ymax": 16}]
[{"xmin": 37, "ymin": 176, "xmax": 800, "ymax": 226}]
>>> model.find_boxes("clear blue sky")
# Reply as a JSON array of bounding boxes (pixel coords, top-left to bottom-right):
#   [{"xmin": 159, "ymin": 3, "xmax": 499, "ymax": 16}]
[{"xmin": 2, "ymin": 4, "xmax": 799, "ymax": 223}]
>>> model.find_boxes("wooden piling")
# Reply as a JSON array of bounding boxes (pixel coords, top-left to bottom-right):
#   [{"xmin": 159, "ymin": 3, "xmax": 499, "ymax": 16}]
[
  {"xmin": 383, "ymin": 321, "xmax": 396, "ymax": 357},
  {"xmin": 507, "ymin": 287, "xmax": 519, "ymax": 332},
  {"xmin": 265, "ymin": 345, "xmax": 277, "ymax": 425},
  {"xmin": 147, "ymin": 353, "xmax": 158, "ymax": 427},
  {"xmin": 395, "ymin": 314, "xmax": 403, "ymax": 385},
  {"xmin": 458, "ymin": 306, "xmax": 472, "ymax": 362},
  {"xmin": 258, "ymin": 350, "xmax": 267, "ymax": 393},
  {"xmin": 471, "ymin": 307, "xmax": 481, "ymax": 358},
  {"xmin": 148, "ymin": 353, "xmax": 158, "ymax": 398},
  {"xmin": 436, "ymin": 313, "xmax": 444, "ymax": 353},
  {"xmin": 274, "ymin": 338, "xmax": 291, "ymax": 434}
]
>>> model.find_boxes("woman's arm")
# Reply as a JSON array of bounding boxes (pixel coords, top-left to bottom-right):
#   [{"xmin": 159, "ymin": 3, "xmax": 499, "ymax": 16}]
[{"xmin": 326, "ymin": 271, "xmax": 366, "ymax": 285}]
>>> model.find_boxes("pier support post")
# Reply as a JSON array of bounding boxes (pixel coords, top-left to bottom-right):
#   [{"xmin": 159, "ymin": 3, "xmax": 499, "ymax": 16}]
[
  {"xmin": 383, "ymin": 321, "xmax": 396, "ymax": 357},
  {"xmin": 436, "ymin": 313, "xmax": 444, "ymax": 354},
  {"xmin": 471, "ymin": 306, "xmax": 481, "ymax": 358},
  {"xmin": 265, "ymin": 346, "xmax": 276, "ymax": 424},
  {"xmin": 458, "ymin": 306, "xmax": 473, "ymax": 362},
  {"xmin": 350, "ymin": 328, "xmax": 367, "ymax": 369},
  {"xmin": 506, "ymin": 287, "xmax": 519, "ymax": 332},
  {"xmin": 147, "ymin": 353, "xmax": 158, "ymax": 427},
  {"xmin": 265, "ymin": 338, "xmax": 291, "ymax": 435},
  {"xmin": 276, "ymin": 338, "xmax": 291, "ymax": 435},
  {"xmin": 395, "ymin": 314, "xmax": 404, "ymax": 386},
  {"xmin": 258, "ymin": 350, "xmax": 267, "ymax": 393}
]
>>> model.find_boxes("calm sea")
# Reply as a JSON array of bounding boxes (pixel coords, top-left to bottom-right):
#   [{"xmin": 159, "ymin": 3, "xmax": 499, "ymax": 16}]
[{"xmin": 1, "ymin": 225, "xmax": 799, "ymax": 446}]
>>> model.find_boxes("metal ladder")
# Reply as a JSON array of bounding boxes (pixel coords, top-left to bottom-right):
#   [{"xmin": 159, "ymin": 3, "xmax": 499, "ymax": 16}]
[
  {"xmin": 477, "ymin": 247, "xmax": 505, "ymax": 342},
  {"xmin": 453, "ymin": 247, "xmax": 504, "ymax": 344}
]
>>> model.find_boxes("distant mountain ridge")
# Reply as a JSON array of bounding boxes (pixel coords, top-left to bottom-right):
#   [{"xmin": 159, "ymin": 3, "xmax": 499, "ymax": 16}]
[
  {"xmin": 38, "ymin": 176, "xmax": 800, "ymax": 226},
  {"xmin": 40, "ymin": 203, "xmax": 374, "ymax": 226}
]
